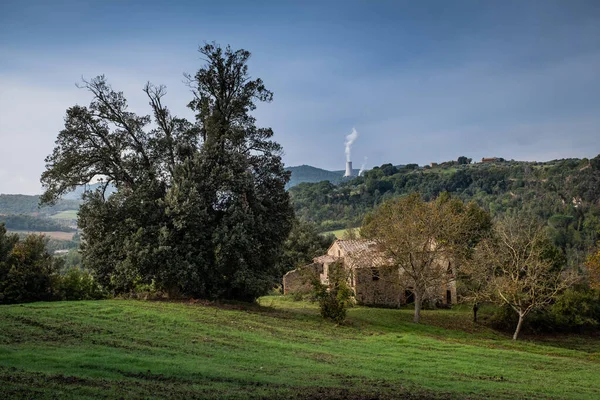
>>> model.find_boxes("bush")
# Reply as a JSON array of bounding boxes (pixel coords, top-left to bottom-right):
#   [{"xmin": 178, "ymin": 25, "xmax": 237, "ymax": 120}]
[
  {"xmin": 55, "ymin": 268, "xmax": 105, "ymax": 301},
  {"xmin": 1, "ymin": 225, "xmax": 106, "ymax": 303},
  {"xmin": 116, "ymin": 280, "xmax": 165, "ymax": 300},
  {"xmin": 310, "ymin": 262, "xmax": 354, "ymax": 323},
  {"xmin": 490, "ymin": 289, "xmax": 600, "ymax": 334},
  {"xmin": 0, "ymin": 234, "xmax": 61, "ymax": 304},
  {"xmin": 544, "ymin": 289, "xmax": 600, "ymax": 332}
]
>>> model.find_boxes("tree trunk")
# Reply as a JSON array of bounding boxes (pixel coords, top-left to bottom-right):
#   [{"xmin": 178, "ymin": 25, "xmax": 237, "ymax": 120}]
[
  {"xmin": 513, "ymin": 313, "xmax": 525, "ymax": 340},
  {"xmin": 473, "ymin": 302, "xmax": 479, "ymax": 323},
  {"xmin": 413, "ymin": 292, "xmax": 422, "ymax": 323}
]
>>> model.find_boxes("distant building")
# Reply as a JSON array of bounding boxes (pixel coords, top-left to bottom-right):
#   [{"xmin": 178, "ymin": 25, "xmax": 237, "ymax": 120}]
[
  {"xmin": 481, "ymin": 157, "xmax": 499, "ymax": 163},
  {"xmin": 430, "ymin": 162, "xmax": 438, "ymax": 167}
]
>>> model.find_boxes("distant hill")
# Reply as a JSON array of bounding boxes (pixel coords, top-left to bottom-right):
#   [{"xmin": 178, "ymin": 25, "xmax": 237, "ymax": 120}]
[
  {"xmin": 285, "ymin": 165, "xmax": 365, "ymax": 189},
  {"xmin": 285, "ymin": 165, "xmax": 344, "ymax": 188},
  {"xmin": 0, "ymin": 194, "xmax": 80, "ymax": 216},
  {"xmin": 290, "ymin": 156, "xmax": 600, "ymax": 236},
  {"xmin": 62, "ymin": 182, "xmax": 117, "ymax": 200},
  {"xmin": 2, "ymin": 165, "xmax": 358, "ymax": 213}
]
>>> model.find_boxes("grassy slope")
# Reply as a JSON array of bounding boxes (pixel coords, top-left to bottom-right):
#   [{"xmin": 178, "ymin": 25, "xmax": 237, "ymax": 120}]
[
  {"xmin": 0, "ymin": 298, "xmax": 599, "ymax": 399},
  {"xmin": 49, "ymin": 210, "xmax": 78, "ymax": 220},
  {"xmin": 322, "ymin": 228, "xmax": 360, "ymax": 239}
]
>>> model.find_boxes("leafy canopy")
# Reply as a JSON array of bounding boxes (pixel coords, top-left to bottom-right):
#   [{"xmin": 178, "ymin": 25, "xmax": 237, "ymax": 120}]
[
  {"xmin": 40, "ymin": 43, "xmax": 294, "ymax": 301},
  {"xmin": 361, "ymin": 192, "xmax": 491, "ymax": 323}
]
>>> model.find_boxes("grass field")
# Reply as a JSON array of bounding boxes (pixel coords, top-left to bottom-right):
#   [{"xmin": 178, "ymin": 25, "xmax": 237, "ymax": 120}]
[
  {"xmin": 322, "ymin": 228, "xmax": 360, "ymax": 239},
  {"xmin": 7, "ymin": 230, "xmax": 75, "ymax": 241},
  {"xmin": 49, "ymin": 209, "xmax": 78, "ymax": 220},
  {"xmin": 0, "ymin": 298, "xmax": 599, "ymax": 399}
]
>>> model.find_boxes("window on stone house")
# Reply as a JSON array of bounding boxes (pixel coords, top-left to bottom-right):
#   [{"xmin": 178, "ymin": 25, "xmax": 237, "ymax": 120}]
[{"xmin": 371, "ymin": 268, "xmax": 380, "ymax": 281}]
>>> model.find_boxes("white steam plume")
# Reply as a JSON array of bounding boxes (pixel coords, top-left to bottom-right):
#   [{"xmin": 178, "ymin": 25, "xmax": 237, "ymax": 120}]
[
  {"xmin": 358, "ymin": 157, "xmax": 368, "ymax": 176},
  {"xmin": 344, "ymin": 128, "xmax": 358, "ymax": 162}
]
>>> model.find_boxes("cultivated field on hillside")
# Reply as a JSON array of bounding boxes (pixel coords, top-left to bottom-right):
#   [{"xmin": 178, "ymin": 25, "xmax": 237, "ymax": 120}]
[
  {"xmin": 6, "ymin": 230, "xmax": 75, "ymax": 241},
  {"xmin": 0, "ymin": 298, "xmax": 599, "ymax": 399},
  {"xmin": 49, "ymin": 210, "xmax": 78, "ymax": 220}
]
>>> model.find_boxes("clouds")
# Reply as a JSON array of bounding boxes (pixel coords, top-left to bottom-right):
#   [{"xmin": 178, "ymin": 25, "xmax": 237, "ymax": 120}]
[{"xmin": 1, "ymin": 1, "xmax": 599, "ymax": 194}]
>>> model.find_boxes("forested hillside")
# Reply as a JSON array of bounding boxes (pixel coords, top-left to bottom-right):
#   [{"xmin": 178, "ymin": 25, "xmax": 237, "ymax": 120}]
[
  {"xmin": 0, "ymin": 194, "xmax": 80, "ymax": 215},
  {"xmin": 290, "ymin": 156, "xmax": 600, "ymax": 262},
  {"xmin": 285, "ymin": 165, "xmax": 346, "ymax": 188},
  {"xmin": 0, "ymin": 214, "xmax": 76, "ymax": 232}
]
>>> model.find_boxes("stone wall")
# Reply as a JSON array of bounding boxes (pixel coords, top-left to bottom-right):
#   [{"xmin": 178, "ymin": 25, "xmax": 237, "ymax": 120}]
[
  {"xmin": 353, "ymin": 266, "xmax": 403, "ymax": 307},
  {"xmin": 352, "ymin": 266, "xmax": 457, "ymax": 308},
  {"xmin": 283, "ymin": 263, "xmax": 322, "ymax": 294}
]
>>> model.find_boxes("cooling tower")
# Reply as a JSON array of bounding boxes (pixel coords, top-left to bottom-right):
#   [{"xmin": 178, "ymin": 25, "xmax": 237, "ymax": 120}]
[{"xmin": 344, "ymin": 161, "xmax": 353, "ymax": 177}]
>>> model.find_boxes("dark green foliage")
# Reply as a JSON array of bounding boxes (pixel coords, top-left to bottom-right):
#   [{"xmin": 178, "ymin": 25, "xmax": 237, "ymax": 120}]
[
  {"xmin": 279, "ymin": 220, "xmax": 335, "ymax": 275},
  {"xmin": 58, "ymin": 249, "xmax": 83, "ymax": 271},
  {"xmin": 44, "ymin": 238, "xmax": 79, "ymax": 253},
  {"xmin": 54, "ymin": 268, "xmax": 105, "ymax": 301},
  {"xmin": 310, "ymin": 262, "xmax": 354, "ymax": 323},
  {"xmin": 0, "ymin": 214, "xmax": 75, "ymax": 232},
  {"xmin": 491, "ymin": 289, "xmax": 600, "ymax": 334},
  {"xmin": 40, "ymin": 43, "xmax": 293, "ymax": 302},
  {"xmin": 0, "ymin": 227, "xmax": 61, "ymax": 304},
  {"xmin": 547, "ymin": 289, "xmax": 600, "ymax": 331},
  {"xmin": 0, "ymin": 224, "xmax": 104, "ymax": 303}
]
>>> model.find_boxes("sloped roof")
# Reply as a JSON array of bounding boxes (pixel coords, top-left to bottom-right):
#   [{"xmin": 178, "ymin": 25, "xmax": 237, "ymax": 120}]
[
  {"xmin": 313, "ymin": 254, "xmax": 338, "ymax": 264},
  {"xmin": 346, "ymin": 247, "xmax": 392, "ymax": 269}
]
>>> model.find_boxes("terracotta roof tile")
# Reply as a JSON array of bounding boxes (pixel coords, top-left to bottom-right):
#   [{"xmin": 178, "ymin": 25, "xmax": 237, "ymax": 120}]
[{"xmin": 346, "ymin": 247, "xmax": 392, "ymax": 268}]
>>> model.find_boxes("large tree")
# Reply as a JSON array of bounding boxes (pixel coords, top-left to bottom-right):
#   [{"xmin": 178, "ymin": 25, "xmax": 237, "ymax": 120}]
[
  {"xmin": 471, "ymin": 215, "xmax": 579, "ymax": 340},
  {"xmin": 41, "ymin": 43, "xmax": 294, "ymax": 301},
  {"xmin": 361, "ymin": 193, "xmax": 491, "ymax": 323}
]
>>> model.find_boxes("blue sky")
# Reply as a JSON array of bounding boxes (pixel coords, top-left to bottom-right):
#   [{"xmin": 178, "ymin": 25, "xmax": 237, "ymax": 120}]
[{"xmin": 1, "ymin": 0, "xmax": 599, "ymax": 194}]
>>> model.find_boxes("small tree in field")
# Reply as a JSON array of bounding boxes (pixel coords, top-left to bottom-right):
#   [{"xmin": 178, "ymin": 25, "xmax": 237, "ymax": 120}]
[
  {"xmin": 472, "ymin": 215, "xmax": 579, "ymax": 340},
  {"xmin": 309, "ymin": 261, "xmax": 353, "ymax": 324},
  {"xmin": 361, "ymin": 193, "xmax": 490, "ymax": 323}
]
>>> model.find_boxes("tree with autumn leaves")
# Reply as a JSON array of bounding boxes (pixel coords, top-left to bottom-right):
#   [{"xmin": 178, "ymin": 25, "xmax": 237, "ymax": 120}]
[
  {"xmin": 586, "ymin": 248, "xmax": 600, "ymax": 290},
  {"xmin": 361, "ymin": 192, "xmax": 491, "ymax": 324}
]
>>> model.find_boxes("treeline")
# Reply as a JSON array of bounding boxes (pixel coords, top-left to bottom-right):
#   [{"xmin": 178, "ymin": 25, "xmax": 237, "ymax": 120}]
[
  {"xmin": 0, "ymin": 214, "xmax": 76, "ymax": 232},
  {"xmin": 290, "ymin": 155, "xmax": 600, "ymax": 258},
  {"xmin": 0, "ymin": 194, "xmax": 80, "ymax": 215},
  {"xmin": 285, "ymin": 165, "xmax": 345, "ymax": 188}
]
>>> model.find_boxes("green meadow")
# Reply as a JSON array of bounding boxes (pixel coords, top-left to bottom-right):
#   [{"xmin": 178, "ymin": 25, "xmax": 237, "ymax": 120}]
[
  {"xmin": 0, "ymin": 298, "xmax": 599, "ymax": 399},
  {"xmin": 49, "ymin": 210, "xmax": 79, "ymax": 220},
  {"xmin": 322, "ymin": 228, "xmax": 360, "ymax": 239}
]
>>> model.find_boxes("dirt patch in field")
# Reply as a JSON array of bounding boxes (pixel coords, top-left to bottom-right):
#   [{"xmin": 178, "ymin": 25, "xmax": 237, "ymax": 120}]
[{"xmin": 8, "ymin": 230, "xmax": 74, "ymax": 241}]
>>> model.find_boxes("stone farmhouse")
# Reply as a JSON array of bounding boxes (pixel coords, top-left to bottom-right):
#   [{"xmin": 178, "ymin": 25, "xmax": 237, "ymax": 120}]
[{"xmin": 283, "ymin": 239, "xmax": 457, "ymax": 308}]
